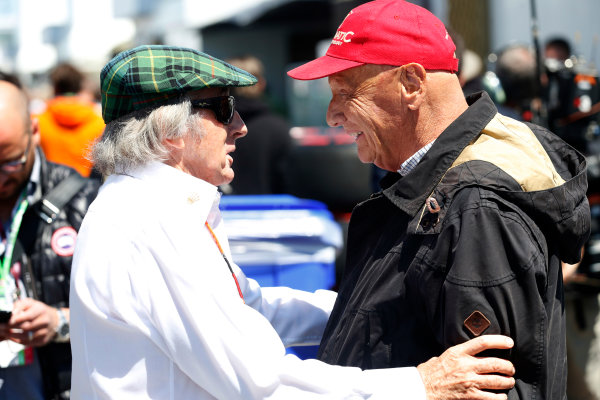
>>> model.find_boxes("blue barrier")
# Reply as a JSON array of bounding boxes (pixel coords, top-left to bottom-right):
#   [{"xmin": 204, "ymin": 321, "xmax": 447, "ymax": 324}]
[{"xmin": 220, "ymin": 194, "xmax": 342, "ymax": 358}]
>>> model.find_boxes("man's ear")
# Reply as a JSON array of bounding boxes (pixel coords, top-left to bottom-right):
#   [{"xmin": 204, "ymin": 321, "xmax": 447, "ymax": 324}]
[
  {"xmin": 399, "ymin": 63, "xmax": 427, "ymax": 110},
  {"xmin": 30, "ymin": 117, "xmax": 41, "ymax": 146},
  {"xmin": 162, "ymin": 136, "xmax": 186, "ymax": 167},
  {"xmin": 163, "ymin": 137, "xmax": 186, "ymax": 150}
]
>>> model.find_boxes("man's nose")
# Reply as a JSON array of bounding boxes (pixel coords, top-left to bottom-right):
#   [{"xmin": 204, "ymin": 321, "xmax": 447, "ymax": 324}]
[
  {"xmin": 230, "ymin": 111, "xmax": 248, "ymax": 140},
  {"xmin": 326, "ymin": 99, "xmax": 345, "ymax": 128}
]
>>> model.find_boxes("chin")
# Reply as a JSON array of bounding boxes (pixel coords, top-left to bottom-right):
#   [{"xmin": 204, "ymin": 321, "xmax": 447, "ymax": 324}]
[
  {"xmin": 220, "ymin": 172, "xmax": 235, "ymax": 186},
  {"xmin": 356, "ymin": 153, "xmax": 374, "ymax": 164}
]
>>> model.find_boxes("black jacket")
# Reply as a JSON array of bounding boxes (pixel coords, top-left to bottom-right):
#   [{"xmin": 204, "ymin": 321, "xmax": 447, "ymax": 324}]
[
  {"xmin": 317, "ymin": 92, "xmax": 590, "ymax": 399},
  {"xmin": 17, "ymin": 150, "xmax": 100, "ymax": 399}
]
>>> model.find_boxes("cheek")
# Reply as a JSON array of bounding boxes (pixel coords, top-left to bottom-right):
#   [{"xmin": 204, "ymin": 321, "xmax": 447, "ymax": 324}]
[{"xmin": 348, "ymin": 98, "xmax": 378, "ymax": 123}]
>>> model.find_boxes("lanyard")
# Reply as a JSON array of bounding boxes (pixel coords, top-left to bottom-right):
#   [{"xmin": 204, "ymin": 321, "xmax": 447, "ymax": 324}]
[
  {"xmin": 1, "ymin": 196, "xmax": 28, "ymax": 282},
  {"xmin": 204, "ymin": 221, "xmax": 244, "ymax": 303}
]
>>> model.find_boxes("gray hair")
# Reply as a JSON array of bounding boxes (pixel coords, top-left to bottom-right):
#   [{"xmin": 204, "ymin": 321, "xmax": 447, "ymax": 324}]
[{"xmin": 92, "ymin": 99, "xmax": 204, "ymax": 176}]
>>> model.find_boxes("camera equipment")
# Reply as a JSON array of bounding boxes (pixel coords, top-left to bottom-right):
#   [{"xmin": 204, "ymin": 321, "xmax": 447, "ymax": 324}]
[
  {"xmin": 544, "ymin": 57, "xmax": 600, "ymax": 155},
  {"xmin": 547, "ymin": 58, "xmax": 600, "ymax": 287}
]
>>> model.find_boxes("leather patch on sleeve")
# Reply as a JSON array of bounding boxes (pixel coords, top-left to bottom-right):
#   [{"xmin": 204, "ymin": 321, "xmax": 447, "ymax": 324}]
[{"xmin": 464, "ymin": 310, "xmax": 491, "ymax": 336}]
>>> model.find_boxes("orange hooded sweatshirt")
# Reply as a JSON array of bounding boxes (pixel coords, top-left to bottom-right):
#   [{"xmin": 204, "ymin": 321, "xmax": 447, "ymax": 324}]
[{"xmin": 37, "ymin": 96, "xmax": 105, "ymax": 177}]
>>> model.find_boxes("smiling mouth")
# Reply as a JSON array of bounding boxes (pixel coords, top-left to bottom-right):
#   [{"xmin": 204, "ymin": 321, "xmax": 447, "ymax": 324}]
[{"xmin": 348, "ymin": 131, "xmax": 363, "ymax": 141}]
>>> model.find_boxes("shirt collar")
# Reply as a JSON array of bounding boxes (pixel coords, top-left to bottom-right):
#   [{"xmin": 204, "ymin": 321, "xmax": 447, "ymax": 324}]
[
  {"xmin": 382, "ymin": 91, "xmax": 498, "ymax": 217},
  {"xmin": 121, "ymin": 161, "xmax": 221, "ymax": 225},
  {"xmin": 26, "ymin": 148, "xmax": 41, "ymax": 203},
  {"xmin": 397, "ymin": 140, "xmax": 436, "ymax": 176}
]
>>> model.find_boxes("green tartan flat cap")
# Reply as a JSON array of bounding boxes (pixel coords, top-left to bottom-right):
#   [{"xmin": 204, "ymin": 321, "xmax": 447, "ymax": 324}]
[{"xmin": 100, "ymin": 45, "xmax": 257, "ymax": 123}]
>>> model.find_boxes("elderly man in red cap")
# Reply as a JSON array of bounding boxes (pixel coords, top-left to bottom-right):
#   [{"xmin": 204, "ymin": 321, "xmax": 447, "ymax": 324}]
[
  {"xmin": 70, "ymin": 44, "xmax": 518, "ymax": 399},
  {"xmin": 288, "ymin": 0, "xmax": 589, "ymax": 399}
]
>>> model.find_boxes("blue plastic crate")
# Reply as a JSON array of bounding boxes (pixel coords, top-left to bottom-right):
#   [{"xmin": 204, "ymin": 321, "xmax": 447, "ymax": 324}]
[
  {"xmin": 241, "ymin": 261, "xmax": 335, "ymax": 292},
  {"xmin": 220, "ymin": 194, "xmax": 342, "ymax": 359}
]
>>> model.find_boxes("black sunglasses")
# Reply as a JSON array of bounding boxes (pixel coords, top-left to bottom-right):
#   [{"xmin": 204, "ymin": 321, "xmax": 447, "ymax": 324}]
[{"xmin": 190, "ymin": 96, "xmax": 235, "ymax": 125}]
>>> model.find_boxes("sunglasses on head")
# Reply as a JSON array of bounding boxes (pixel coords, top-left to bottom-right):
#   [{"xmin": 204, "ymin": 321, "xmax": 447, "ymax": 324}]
[{"xmin": 190, "ymin": 96, "xmax": 235, "ymax": 125}]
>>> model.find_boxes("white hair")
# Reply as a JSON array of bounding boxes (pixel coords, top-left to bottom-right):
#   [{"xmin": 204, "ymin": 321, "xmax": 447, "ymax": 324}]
[{"xmin": 92, "ymin": 99, "xmax": 204, "ymax": 176}]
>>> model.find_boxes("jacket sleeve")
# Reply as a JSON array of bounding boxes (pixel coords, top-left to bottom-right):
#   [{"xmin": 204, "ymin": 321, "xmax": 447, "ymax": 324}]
[
  {"xmin": 240, "ymin": 274, "xmax": 338, "ymax": 347},
  {"xmin": 420, "ymin": 188, "xmax": 563, "ymax": 399}
]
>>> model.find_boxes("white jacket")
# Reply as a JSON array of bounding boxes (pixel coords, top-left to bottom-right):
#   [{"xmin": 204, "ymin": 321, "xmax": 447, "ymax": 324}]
[{"xmin": 70, "ymin": 161, "xmax": 424, "ymax": 399}]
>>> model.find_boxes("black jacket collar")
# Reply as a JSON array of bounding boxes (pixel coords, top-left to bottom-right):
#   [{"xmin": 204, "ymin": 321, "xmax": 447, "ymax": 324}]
[{"xmin": 382, "ymin": 91, "xmax": 498, "ymax": 217}]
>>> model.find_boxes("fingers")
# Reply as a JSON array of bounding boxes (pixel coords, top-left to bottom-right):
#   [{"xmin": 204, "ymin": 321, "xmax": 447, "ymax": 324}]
[
  {"xmin": 4, "ymin": 300, "xmax": 57, "ymax": 347},
  {"xmin": 452, "ymin": 335, "xmax": 514, "ymax": 356},
  {"xmin": 9, "ymin": 298, "xmax": 38, "ymax": 324},
  {"xmin": 473, "ymin": 356, "xmax": 515, "ymax": 377},
  {"xmin": 469, "ymin": 390, "xmax": 509, "ymax": 400},
  {"xmin": 475, "ymin": 374, "xmax": 516, "ymax": 391},
  {"xmin": 10, "ymin": 300, "xmax": 52, "ymax": 331},
  {"xmin": 11, "ymin": 317, "xmax": 38, "ymax": 334},
  {"xmin": 6, "ymin": 329, "xmax": 30, "ymax": 344},
  {"xmin": 417, "ymin": 336, "xmax": 516, "ymax": 400},
  {"xmin": 5, "ymin": 329, "xmax": 43, "ymax": 347}
]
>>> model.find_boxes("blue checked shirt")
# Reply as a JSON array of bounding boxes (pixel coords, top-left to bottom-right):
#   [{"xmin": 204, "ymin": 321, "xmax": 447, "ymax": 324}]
[{"xmin": 398, "ymin": 140, "xmax": 435, "ymax": 176}]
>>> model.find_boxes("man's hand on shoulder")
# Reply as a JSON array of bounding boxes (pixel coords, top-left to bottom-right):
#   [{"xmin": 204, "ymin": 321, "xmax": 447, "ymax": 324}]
[{"xmin": 417, "ymin": 335, "xmax": 515, "ymax": 400}]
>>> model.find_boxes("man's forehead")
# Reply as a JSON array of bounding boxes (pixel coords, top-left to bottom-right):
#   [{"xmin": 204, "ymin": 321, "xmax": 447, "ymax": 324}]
[
  {"xmin": 328, "ymin": 67, "xmax": 360, "ymax": 87},
  {"xmin": 328, "ymin": 64, "xmax": 387, "ymax": 87}
]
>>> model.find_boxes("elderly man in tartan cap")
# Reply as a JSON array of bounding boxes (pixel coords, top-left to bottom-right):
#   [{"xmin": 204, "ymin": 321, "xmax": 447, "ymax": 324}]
[{"xmin": 69, "ymin": 45, "xmax": 516, "ymax": 399}]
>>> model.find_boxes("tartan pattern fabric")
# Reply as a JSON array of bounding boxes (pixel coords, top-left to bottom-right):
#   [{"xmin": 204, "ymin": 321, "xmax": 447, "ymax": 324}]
[{"xmin": 100, "ymin": 45, "xmax": 257, "ymax": 123}]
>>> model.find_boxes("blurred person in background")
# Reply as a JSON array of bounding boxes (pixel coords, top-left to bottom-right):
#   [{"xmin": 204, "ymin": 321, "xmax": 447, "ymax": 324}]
[
  {"xmin": 541, "ymin": 36, "xmax": 595, "ymax": 154},
  {"xmin": 494, "ymin": 44, "xmax": 538, "ymax": 122},
  {"xmin": 70, "ymin": 44, "xmax": 517, "ymax": 399},
  {"xmin": 545, "ymin": 37, "xmax": 572, "ymax": 67},
  {"xmin": 37, "ymin": 63, "xmax": 105, "ymax": 178},
  {"xmin": 224, "ymin": 55, "xmax": 292, "ymax": 195},
  {"xmin": 459, "ymin": 49, "xmax": 485, "ymax": 97},
  {"xmin": 447, "ymin": 27, "xmax": 485, "ymax": 97},
  {"xmin": 0, "ymin": 76, "xmax": 99, "ymax": 399},
  {"xmin": 288, "ymin": 0, "xmax": 590, "ymax": 398},
  {"xmin": 547, "ymin": 35, "xmax": 600, "ymax": 400}
]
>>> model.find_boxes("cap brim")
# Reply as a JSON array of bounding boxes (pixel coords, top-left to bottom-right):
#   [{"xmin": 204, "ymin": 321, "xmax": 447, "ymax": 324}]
[{"xmin": 287, "ymin": 55, "xmax": 364, "ymax": 80}]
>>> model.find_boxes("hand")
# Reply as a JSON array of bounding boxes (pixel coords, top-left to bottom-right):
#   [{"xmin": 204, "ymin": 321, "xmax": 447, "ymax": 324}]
[
  {"xmin": 416, "ymin": 335, "xmax": 515, "ymax": 400},
  {"xmin": 561, "ymin": 260, "xmax": 580, "ymax": 283},
  {"xmin": 562, "ymin": 247, "xmax": 584, "ymax": 284},
  {"xmin": 4, "ymin": 298, "xmax": 59, "ymax": 347}
]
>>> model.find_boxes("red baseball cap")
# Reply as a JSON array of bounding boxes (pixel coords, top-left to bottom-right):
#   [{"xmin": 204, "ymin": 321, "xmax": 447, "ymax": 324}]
[{"xmin": 287, "ymin": 0, "xmax": 458, "ymax": 80}]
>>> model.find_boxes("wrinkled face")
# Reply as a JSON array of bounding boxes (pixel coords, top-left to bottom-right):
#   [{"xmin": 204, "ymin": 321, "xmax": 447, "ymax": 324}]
[
  {"xmin": 180, "ymin": 88, "xmax": 248, "ymax": 186},
  {"xmin": 326, "ymin": 65, "xmax": 408, "ymax": 171}
]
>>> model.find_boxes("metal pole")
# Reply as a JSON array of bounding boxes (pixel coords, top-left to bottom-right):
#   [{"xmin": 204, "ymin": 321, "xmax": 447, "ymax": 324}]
[{"xmin": 530, "ymin": 0, "xmax": 547, "ymax": 125}]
